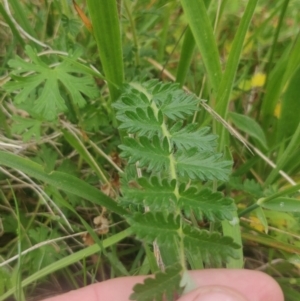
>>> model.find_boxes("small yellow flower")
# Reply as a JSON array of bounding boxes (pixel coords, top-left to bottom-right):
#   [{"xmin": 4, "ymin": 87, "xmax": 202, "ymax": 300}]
[
  {"xmin": 249, "ymin": 216, "xmax": 265, "ymax": 232},
  {"xmin": 251, "ymin": 72, "xmax": 266, "ymax": 87}
]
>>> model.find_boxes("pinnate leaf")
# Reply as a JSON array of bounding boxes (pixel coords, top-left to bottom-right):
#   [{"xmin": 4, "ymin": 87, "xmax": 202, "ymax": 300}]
[
  {"xmin": 143, "ymin": 80, "xmax": 198, "ymax": 120},
  {"xmin": 115, "ymin": 79, "xmax": 237, "ymax": 284},
  {"xmin": 115, "ymin": 80, "xmax": 198, "ymax": 121}
]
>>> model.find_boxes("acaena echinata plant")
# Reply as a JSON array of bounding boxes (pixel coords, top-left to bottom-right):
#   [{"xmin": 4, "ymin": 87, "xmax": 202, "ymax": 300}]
[{"xmin": 114, "ymin": 80, "xmax": 240, "ymax": 301}]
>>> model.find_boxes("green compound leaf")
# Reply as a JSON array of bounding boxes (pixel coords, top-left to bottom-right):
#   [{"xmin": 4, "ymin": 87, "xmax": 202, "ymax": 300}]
[
  {"xmin": 115, "ymin": 79, "xmax": 237, "ymax": 283},
  {"xmin": 175, "ymin": 149, "xmax": 232, "ymax": 181},
  {"xmin": 130, "ymin": 264, "xmax": 182, "ymax": 301},
  {"xmin": 179, "ymin": 188, "xmax": 236, "ymax": 221},
  {"xmin": 119, "ymin": 136, "xmax": 170, "ymax": 172},
  {"xmin": 170, "ymin": 122, "xmax": 217, "ymax": 151},
  {"xmin": 128, "ymin": 212, "xmax": 180, "ymax": 247},
  {"xmin": 121, "ymin": 177, "xmax": 235, "ymax": 221},
  {"xmin": 5, "ymin": 45, "xmax": 99, "ymax": 120},
  {"xmin": 116, "ymin": 80, "xmax": 199, "ymax": 120},
  {"xmin": 183, "ymin": 225, "xmax": 240, "ymax": 265},
  {"xmin": 129, "ymin": 212, "xmax": 240, "ymax": 266},
  {"xmin": 120, "ymin": 177, "xmax": 177, "ymax": 211}
]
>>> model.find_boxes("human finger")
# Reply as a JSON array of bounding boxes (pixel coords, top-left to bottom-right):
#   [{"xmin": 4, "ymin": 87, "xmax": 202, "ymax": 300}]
[
  {"xmin": 188, "ymin": 269, "xmax": 284, "ymax": 301},
  {"xmin": 43, "ymin": 269, "xmax": 284, "ymax": 301},
  {"xmin": 178, "ymin": 285, "xmax": 249, "ymax": 301}
]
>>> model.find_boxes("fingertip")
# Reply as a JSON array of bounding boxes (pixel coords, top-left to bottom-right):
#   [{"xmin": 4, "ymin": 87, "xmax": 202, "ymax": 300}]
[
  {"xmin": 248, "ymin": 270, "xmax": 284, "ymax": 301},
  {"xmin": 189, "ymin": 269, "xmax": 284, "ymax": 301},
  {"xmin": 178, "ymin": 286, "xmax": 249, "ymax": 301}
]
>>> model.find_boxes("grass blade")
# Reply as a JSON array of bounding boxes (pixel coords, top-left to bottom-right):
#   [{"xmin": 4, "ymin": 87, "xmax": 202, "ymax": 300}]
[
  {"xmin": 0, "ymin": 228, "xmax": 132, "ymax": 301},
  {"xmin": 86, "ymin": 0, "xmax": 124, "ymax": 102},
  {"xmin": 9, "ymin": 0, "xmax": 37, "ymax": 38},
  {"xmin": 215, "ymin": 0, "xmax": 258, "ymax": 148},
  {"xmin": 62, "ymin": 129, "xmax": 110, "ymax": 184},
  {"xmin": 180, "ymin": 0, "xmax": 222, "ymax": 95},
  {"xmin": 0, "ymin": 4, "xmax": 25, "ymax": 47},
  {"xmin": 261, "ymin": 33, "xmax": 300, "ymax": 129},
  {"xmin": 0, "ymin": 151, "xmax": 126, "ymax": 216},
  {"xmin": 265, "ymin": 123, "xmax": 300, "ymax": 185},
  {"xmin": 176, "ymin": 26, "xmax": 195, "ymax": 87},
  {"xmin": 265, "ymin": 0, "xmax": 290, "ymax": 75}
]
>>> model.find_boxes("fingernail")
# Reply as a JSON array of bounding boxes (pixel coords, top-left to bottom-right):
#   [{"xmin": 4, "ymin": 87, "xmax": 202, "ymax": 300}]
[{"xmin": 179, "ymin": 286, "xmax": 249, "ymax": 301}]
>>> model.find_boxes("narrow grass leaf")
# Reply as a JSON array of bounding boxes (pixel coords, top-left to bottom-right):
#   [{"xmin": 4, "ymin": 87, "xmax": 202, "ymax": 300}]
[
  {"xmin": 277, "ymin": 66, "xmax": 300, "ymax": 141},
  {"xmin": 0, "ymin": 4, "xmax": 25, "ymax": 47},
  {"xmin": 176, "ymin": 26, "xmax": 195, "ymax": 87},
  {"xmin": 265, "ymin": 122, "xmax": 300, "ymax": 185},
  {"xmin": 180, "ymin": 0, "xmax": 222, "ymax": 94},
  {"xmin": 215, "ymin": 0, "xmax": 258, "ymax": 148},
  {"xmin": 62, "ymin": 129, "xmax": 109, "ymax": 183},
  {"xmin": 0, "ymin": 228, "xmax": 132, "ymax": 301},
  {"xmin": 0, "ymin": 151, "xmax": 126, "ymax": 216},
  {"xmin": 261, "ymin": 33, "xmax": 300, "ymax": 129},
  {"xmin": 242, "ymin": 232, "xmax": 300, "ymax": 255},
  {"xmin": 86, "ymin": 0, "xmax": 124, "ymax": 102},
  {"xmin": 260, "ymin": 197, "xmax": 300, "ymax": 213}
]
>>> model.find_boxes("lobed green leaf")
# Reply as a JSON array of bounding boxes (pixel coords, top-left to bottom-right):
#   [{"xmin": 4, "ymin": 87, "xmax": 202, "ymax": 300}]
[
  {"xmin": 119, "ymin": 136, "xmax": 170, "ymax": 172},
  {"xmin": 175, "ymin": 149, "xmax": 232, "ymax": 181},
  {"xmin": 11, "ymin": 116, "xmax": 42, "ymax": 142},
  {"xmin": 5, "ymin": 45, "xmax": 99, "ymax": 120},
  {"xmin": 179, "ymin": 188, "xmax": 236, "ymax": 221},
  {"xmin": 128, "ymin": 212, "xmax": 180, "ymax": 247},
  {"xmin": 183, "ymin": 225, "xmax": 240, "ymax": 265},
  {"xmin": 120, "ymin": 177, "xmax": 177, "ymax": 211},
  {"xmin": 170, "ymin": 123, "xmax": 217, "ymax": 152},
  {"xmin": 113, "ymin": 84, "xmax": 150, "ymax": 114},
  {"xmin": 117, "ymin": 107, "xmax": 163, "ymax": 137},
  {"xmin": 116, "ymin": 80, "xmax": 199, "ymax": 120},
  {"xmin": 130, "ymin": 264, "xmax": 182, "ymax": 301},
  {"xmin": 157, "ymin": 91, "xmax": 198, "ymax": 120}
]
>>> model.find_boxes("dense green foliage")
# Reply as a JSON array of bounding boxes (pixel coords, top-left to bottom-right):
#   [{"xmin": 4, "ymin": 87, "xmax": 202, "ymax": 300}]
[{"xmin": 1, "ymin": 0, "xmax": 300, "ymax": 300}]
